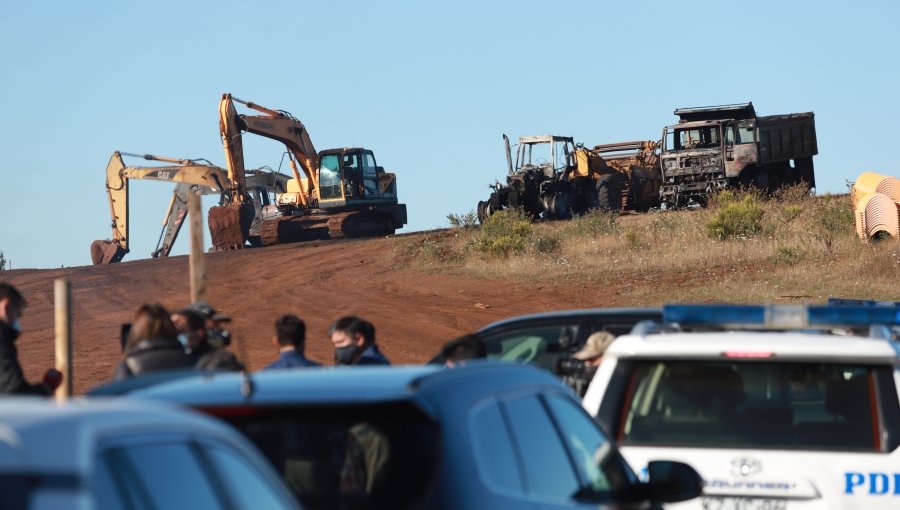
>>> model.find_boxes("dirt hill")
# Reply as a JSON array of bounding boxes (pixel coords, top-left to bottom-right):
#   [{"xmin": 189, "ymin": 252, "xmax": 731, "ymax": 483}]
[{"xmin": 3, "ymin": 235, "xmax": 607, "ymax": 394}]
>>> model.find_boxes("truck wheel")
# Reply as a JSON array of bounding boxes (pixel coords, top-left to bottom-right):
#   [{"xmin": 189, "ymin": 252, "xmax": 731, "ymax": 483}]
[
  {"xmin": 595, "ymin": 173, "xmax": 624, "ymax": 212},
  {"xmin": 477, "ymin": 201, "xmax": 488, "ymax": 223}
]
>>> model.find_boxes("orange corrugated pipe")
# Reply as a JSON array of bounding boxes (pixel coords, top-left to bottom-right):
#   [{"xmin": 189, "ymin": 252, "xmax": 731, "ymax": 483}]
[{"xmin": 852, "ymin": 173, "xmax": 899, "ymax": 241}]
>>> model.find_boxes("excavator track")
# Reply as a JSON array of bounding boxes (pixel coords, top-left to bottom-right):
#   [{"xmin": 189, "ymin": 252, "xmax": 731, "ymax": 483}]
[{"xmin": 258, "ymin": 209, "xmax": 395, "ymax": 246}]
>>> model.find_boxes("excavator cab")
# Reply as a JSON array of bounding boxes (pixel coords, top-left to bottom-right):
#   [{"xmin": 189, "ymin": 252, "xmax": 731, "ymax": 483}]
[{"xmin": 317, "ymin": 148, "xmax": 395, "ymax": 205}]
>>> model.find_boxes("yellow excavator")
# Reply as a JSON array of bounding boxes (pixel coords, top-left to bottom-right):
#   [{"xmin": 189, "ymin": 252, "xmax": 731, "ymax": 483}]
[
  {"xmin": 208, "ymin": 93, "xmax": 407, "ymax": 249},
  {"xmin": 91, "ymin": 151, "xmax": 291, "ymax": 264}
]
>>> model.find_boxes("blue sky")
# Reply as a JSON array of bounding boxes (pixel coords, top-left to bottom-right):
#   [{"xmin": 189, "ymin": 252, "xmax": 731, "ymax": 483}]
[{"xmin": 2, "ymin": 1, "xmax": 897, "ymax": 269}]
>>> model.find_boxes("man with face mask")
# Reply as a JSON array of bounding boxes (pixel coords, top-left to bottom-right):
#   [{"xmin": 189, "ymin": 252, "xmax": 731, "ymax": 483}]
[
  {"xmin": 0, "ymin": 283, "xmax": 62, "ymax": 395},
  {"xmin": 328, "ymin": 316, "xmax": 390, "ymax": 366}
]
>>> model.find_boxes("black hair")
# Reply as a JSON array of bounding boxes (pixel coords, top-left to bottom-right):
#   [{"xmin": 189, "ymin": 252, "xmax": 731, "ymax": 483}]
[
  {"xmin": 177, "ymin": 308, "xmax": 207, "ymax": 332},
  {"xmin": 0, "ymin": 283, "xmax": 26, "ymax": 309},
  {"xmin": 275, "ymin": 314, "xmax": 306, "ymax": 348},
  {"xmin": 441, "ymin": 334, "xmax": 486, "ymax": 362},
  {"xmin": 328, "ymin": 316, "xmax": 375, "ymax": 345}
]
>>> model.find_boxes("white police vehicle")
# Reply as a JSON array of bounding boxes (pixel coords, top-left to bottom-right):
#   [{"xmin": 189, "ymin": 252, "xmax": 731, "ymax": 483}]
[{"xmin": 582, "ymin": 304, "xmax": 900, "ymax": 509}]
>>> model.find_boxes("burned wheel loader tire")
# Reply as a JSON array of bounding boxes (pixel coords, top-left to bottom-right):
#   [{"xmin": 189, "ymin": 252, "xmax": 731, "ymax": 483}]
[
  {"xmin": 90, "ymin": 240, "xmax": 127, "ymax": 265},
  {"xmin": 542, "ymin": 191, "xmax": 572, "ymax": 219},
  {"xmin": 595, "ymin": 173, "xmax": 624, "ymax": 212},
  {"xmin": 476, "ymin": 201, "xmax": 488, "ymax": 224}
]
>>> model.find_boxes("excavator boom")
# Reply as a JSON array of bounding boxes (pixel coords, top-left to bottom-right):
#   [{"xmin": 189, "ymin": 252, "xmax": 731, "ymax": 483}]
[{"xmin": 92, "ymin": 151, "xmax": 289, "ymax": 264}]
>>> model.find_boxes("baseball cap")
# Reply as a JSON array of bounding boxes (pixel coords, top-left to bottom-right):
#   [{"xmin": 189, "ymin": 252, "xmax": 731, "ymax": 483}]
[
  {"xmin": 572, "ymin": 331, "xmax": 615, "ymax": 361},
  {"xmin": 189, "ymin": 302, "xmax": 231, "ymax": 322}
]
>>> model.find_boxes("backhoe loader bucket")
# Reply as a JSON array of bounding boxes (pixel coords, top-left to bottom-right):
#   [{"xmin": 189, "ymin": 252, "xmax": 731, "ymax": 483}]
[
  {"xmin": 208, "ymin": 203, "xmax": 255, "ymax": 250},
  {"xmin": 91, "ymin": 240, "xmax": 127, "ymax": 265}
]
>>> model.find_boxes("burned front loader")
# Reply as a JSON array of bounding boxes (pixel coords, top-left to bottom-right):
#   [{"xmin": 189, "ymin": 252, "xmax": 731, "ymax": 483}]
[{"xmin": 477, "ymin": 135, "xmax": 661, "ymax": 223}]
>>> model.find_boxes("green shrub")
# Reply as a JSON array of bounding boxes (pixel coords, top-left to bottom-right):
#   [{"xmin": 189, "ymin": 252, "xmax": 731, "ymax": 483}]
[
  {"xmin": 471, "ymin": 209, "xmax": 534, "ymax": 258},
  {"xmin": 779, "ymin": 204, "xmax": 803, "ymax": 223},
  {"xmin": 562, "ymin": 210, "xmax": 619, "ymax": 237},
  {"xmin": 531, "ymin": 235, "xmax": 561, "ymax": 255},
  {"xmin": 447, "ymin": 210, "xmax": 478, "ymax": 229},
  {"xmin": 808, "ymin": 194, "xmax": 854, "ymax": 250},
  {"xmin": 624, "ymin": 228, "xmax": 642, "ymax": 249},
  {"xmin": 770, "ymin": 244, "xmax": 805, "ymax": 265},
  {"xmin": 706, "ymin": 194, "xmax": 765, "ymax": 240}
]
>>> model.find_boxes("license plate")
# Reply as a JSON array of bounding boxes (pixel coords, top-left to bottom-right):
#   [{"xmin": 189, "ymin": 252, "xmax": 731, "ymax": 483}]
[{"xmin": 702, "ymin": 497, "xmax": 787, "ymax": 510}]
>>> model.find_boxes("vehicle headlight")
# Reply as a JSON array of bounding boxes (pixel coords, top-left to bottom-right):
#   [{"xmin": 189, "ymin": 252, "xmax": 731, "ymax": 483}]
[{"xmin": 663, "ymin": 159, "xmax": 676, "ymax": 170}]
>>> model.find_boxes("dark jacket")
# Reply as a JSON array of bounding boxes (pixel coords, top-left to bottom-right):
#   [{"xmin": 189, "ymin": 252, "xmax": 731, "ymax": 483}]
[
  {"xmin": 264, "ymin": 350, "xmax": 321, "ymax": 370},
  {"xmin": 0, "ymin": 322, "xmax": 50, "ymax": 395},
  {"xmin": 355, "ymin": 344, "xmax": 390, "ymax": 366},
  {"xmin": 113, "ymin": 337, "xmax": 192, "ymax": 380},
  {"xmin": 189, "ymin": 340, "xmax": 244, "ymax": 371}
]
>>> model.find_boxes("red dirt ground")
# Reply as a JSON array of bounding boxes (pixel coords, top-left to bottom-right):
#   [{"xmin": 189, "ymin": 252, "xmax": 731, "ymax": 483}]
[{"xmin": 3, "ymin": 236, "xmax": 622, "ymax": 394}]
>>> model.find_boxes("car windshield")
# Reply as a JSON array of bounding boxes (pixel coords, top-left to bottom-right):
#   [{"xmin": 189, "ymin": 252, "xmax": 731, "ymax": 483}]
[
  {"xmin": 617, "ymin": 360, "xmax": 884, "ymax": 451},
  {"xmin": 210, "ymin": 403, "xmax": 439, "ymax": 510}
]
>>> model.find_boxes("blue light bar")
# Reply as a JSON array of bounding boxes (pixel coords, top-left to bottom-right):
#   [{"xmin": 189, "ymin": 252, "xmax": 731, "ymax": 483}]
[
  {"xmin": 663, "ymin": 304, "xmax": 900, "ymax": 330},
  {"xmin": 827, "ymin": 298, "xmax": 900, "ymax": 308}
]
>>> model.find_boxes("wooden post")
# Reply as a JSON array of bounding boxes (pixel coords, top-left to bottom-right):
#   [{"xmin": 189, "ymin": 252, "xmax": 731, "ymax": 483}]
[
  {"xmin": 189, "ymin": 191, "xmax": 207, "ymax": 303},
  {"xmin": 54, "ymin": 278, "xmax": 72, "ymax": 401}
]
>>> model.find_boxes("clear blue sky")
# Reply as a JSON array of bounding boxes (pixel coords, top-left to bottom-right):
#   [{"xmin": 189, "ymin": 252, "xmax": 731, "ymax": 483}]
[{"xmin": 2, "ymin": 1, "xmax": 897, "ymax": 269}]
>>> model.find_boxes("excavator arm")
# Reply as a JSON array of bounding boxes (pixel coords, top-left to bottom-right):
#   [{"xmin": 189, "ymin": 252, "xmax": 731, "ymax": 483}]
[
  {"xmin": 209, "ymin": 93, "xmax": 320, "ymax": 250},
  {"xmin": 91, "ymin": 151, "xmax": 289, "ymax": 264}
]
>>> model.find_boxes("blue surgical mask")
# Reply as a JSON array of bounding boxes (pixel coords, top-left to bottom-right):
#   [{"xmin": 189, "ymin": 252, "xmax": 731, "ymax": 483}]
[
  {"xmin": 177, "ymin": 333, "xmax": 189, "ymax": 348},
  {"xmin": 334, "ymin": 344, "xmax": 359, "ymax": 365},
  {"xmin": 10, "ymin": 320, "xmax": 21, "ymax": 333}
]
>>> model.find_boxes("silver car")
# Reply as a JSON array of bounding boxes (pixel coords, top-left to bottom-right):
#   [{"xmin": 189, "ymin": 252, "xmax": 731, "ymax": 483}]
[{"xmin": 0, "ymin": 398, "xmax": 301, "ymax": 510}]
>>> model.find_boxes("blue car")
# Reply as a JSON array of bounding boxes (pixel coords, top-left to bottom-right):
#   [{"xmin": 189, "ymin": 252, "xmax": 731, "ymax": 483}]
[{"xmin": 97, "ymin": 363, "xmax": 702, "ymax": 509}]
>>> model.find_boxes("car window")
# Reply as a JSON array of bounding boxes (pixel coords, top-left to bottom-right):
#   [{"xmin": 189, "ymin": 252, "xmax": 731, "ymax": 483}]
[
  {"xmin": 502, "ymin": 395, "xmax": 580, "ymax": 499},
  {"xmin": 470, "ymin": 401, "xmax": 524, "ymax": 493},
  {"xmin": 219, "ymin": 405, "xmax": 439, "ymax": 510},
  {"xmin": 617, "ymin": 360, "xmax": 884, "ymax": 451},
  {"xmin": 484, "ymin": 325, "xmax": 574, "ymax": 370},
  {"xmin": 94, "ymin": 454, "xmax": 127, "ymax": 510},
  {"xmin": 114, "ymin": 442, "xmax": 224, "ymax": 509},
  {"xmin": 200, "ymin": 443, "xmax": 296, "ymax": 509},
  {"xmin": 544, "ymin": 394, "xmax": 635, "ymax": 495}
]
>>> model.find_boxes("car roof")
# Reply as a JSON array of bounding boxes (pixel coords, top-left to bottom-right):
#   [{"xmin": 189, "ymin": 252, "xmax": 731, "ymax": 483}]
[
  {"xmin": 478, "ymin": 307, "xmax": 662, "ymax": 333},
  {"xmin": 0, "ymin": 398, "xmax": 236, "ymax": 473},
  {"xmin": 606, "ymin": 331, "xmax": 900, "ymax": 364},
  {"xmin": 124, "ymin": 363, "xmax": 565, "ymax": 413}
]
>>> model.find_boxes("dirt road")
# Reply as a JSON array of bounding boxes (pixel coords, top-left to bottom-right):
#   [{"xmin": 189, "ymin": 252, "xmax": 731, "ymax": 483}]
[{"xmin": 3, "ymin": 236, "xmax": 614, "ymax": 393}]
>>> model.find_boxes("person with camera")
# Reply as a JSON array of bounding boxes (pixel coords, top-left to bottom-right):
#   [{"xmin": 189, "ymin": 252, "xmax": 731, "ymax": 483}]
[
  {"xmin": 0, "ymin": 283, "xmax": 63, "ymax": 395},
  {"xmin": 557, "ymin": 331, "xmax": 616, "ymax": 397}
]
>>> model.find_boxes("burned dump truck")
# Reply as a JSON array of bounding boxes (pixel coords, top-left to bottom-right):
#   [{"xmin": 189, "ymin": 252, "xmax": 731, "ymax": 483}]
[
  {"xmin": 477, "ymin": 134, "xmax": 661, "ymax": 223},
  {"xmin": 659, "ymin": 102, "xmax": 817, "ymax": 209}
]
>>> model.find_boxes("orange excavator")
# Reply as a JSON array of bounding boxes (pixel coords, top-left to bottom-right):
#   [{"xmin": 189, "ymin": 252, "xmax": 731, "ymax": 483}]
[{"xmin": 208, "ymin": 94, "xmax": 407, "ymax": 249}]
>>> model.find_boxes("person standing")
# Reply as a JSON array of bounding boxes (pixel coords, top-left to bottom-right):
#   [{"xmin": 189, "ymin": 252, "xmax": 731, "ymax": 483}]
[
  {"xmin": 265, "ymin": 314, "xmax": 321, "ymax": 370},
  {"xmin": 113, "ymin": 303, "xmax": 192, "ymax": 380},
  {"xmin": 171, "ymin": 308, "xmax": 243, "ymax": 371},
  {"xmin": 328, "ymin": 316, "xmax": 390, "ymax": 366},
  {"xmin": 0, "ymin": 283, "xmax": 62, "ymax": 395}
]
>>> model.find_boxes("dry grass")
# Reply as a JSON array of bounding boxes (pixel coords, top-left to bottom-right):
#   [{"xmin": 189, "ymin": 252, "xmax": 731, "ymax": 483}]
[{"xmin": 394, "ymin": 187, "xmax": 899, "ymax": 305}]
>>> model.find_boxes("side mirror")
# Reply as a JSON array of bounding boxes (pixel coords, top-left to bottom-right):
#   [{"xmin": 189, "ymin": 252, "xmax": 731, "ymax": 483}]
[{"xmin": 645, "ymin": 460, "xmax": 704, "ymax": 503}]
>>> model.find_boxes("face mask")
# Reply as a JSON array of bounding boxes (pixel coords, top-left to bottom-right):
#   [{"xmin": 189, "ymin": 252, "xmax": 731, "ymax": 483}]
[
  {"xmin": 177, "ymin": 333, "xmax": 189, "ymax": 348},
  {"xmin": 334, "ymin": 344, "xmax": 359, "ymax": 365},
  {"xmin": 10, "ymin": 320, "xmax": 21, "ymax": 333}
]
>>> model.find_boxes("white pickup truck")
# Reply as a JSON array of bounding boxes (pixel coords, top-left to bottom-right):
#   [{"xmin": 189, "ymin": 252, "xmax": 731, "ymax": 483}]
[{"xmin": 582, "ymin": 304, "xmax": 900, "ymax": 510}]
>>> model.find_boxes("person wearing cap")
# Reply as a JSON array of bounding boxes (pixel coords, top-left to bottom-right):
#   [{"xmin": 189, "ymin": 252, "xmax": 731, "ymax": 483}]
[
  {"xmin": 561, "ymin": 330, "xmax": 616, "ymax": 397},
  {"xmin": 171, "ymin": 308, "xmax": 243, "ymax": 372},
  {"xmin": 188, "ymin": 302, "xmax": 233, "ymax": 348},
  {"xmin": 265, "ymin": 314, "xmax": 321, "ymax": 370},
  {"xmin": 573, "ymin": 330, "xmax": 616, "ymax": 367}
]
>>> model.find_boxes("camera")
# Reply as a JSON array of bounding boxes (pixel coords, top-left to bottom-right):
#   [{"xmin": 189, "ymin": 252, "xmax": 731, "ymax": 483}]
[{"xmin": 556, "ymin": 358, "xmax": 589, "ymax": 376}]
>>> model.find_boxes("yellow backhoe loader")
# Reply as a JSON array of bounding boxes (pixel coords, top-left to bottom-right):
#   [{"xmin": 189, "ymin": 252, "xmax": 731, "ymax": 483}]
[
  {"xmin": 208, "ymin": 93, "xmax": 407, "ymax": 249},
  {"xmin": 91, "ymin": 151, "xmax": 290, "ymax": 264}
]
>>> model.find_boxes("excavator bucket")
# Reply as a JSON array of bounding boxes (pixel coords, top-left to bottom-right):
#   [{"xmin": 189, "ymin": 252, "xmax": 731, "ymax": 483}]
[
  {"xmin": 208, "ymin": 203, "xmax": 255, "ymax": 250},
  {"xmin": 90, "ymin": 240, "xmax": 127, "ymax": 265}
]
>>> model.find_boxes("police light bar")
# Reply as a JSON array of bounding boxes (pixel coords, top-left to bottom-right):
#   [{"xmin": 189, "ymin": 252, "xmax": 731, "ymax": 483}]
[
  {"xmin": 827, "ymin": 298, "xmax": 900, "ymax": 308},
  {"xmin": 663, "ymin": 304, "xmax": 900, "ymax": 330}
]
